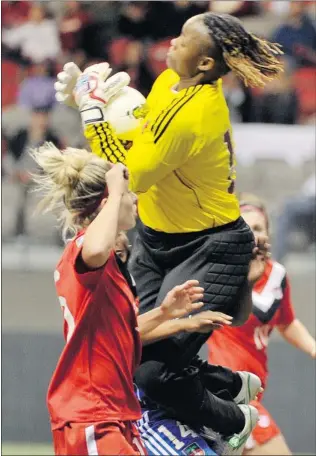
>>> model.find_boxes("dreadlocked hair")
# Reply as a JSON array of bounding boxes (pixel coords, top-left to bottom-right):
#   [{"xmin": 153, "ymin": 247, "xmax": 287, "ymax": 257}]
[{"xmin": 203, "ymin": 13, "xmax": 284, "ymax": 88}]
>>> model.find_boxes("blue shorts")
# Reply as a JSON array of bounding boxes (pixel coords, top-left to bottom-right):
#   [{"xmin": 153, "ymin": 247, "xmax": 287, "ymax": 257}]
[{"xmin": 137, "ymin": 408, "xmax": 218, "ymax": 456}]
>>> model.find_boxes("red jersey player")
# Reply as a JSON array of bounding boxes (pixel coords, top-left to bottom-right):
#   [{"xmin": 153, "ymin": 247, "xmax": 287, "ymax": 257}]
[
  {"xmin": 31, "ymin": 144, "xmax": 232, "ymax": 456},
  {"xmin": 207, "ymin": 194, "xmax": 316, "ymax": 456}
]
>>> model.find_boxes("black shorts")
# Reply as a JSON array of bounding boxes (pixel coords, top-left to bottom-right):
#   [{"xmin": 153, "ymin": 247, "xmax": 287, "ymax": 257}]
[{"xmin": 130, "ymin": 216, "xmax": 254, "ymax": 368}]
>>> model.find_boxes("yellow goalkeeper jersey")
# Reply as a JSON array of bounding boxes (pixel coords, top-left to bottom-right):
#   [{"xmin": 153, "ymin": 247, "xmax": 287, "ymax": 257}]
[{"xmin": 85, "ymin": 69, "xmax": 240, "ymax": 233}]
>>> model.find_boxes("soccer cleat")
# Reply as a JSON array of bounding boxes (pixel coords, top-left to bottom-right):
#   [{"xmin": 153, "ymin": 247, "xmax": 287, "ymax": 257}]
[
  {"xmin": 226, "ymin": 404, "xmax": 259, "ymax": 454},
  {"xmin": 233, "ymin": 371, "xmax": 262, "ymax": 405}
]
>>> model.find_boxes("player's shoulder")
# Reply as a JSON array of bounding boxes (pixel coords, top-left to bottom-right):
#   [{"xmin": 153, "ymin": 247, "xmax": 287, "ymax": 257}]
[
  {"xmin": 269, "ymin": 259, "xmax": 287, "ymax": 277},
  {"xmin": 264, "ymin": 259, "xmax": 288, "ymax": 288},
  {"xmin": 182, "ymin": 79, "xmax": 229, "ymax": 131},
  {"xmin": 152, "ymin": 69, "xmax": 179, "ymax": 92}
]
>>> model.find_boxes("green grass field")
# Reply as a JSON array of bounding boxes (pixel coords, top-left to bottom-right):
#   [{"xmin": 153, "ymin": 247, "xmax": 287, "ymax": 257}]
[{"xmin": 2, "ymin": 443, "xmax": 53, "ymax": 455}]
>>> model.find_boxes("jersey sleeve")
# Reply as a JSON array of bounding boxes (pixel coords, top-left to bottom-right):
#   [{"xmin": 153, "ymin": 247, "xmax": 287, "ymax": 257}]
[
  {"xmin": 84, "ymin": 122, "xmax": 128, "ymax": 165},
  {"xmin": 276, "ymin": 275, "xmax": 296, "ymax": 326},
  {"xmin": 70, "ymin": 234, "xmax": 110, "ymax": 290},
  {"xmin": 126, "ymin": 120, "xmax": 201, "ymax": 193},
  {"xmin": 84, "ymin": 117, "xmax": 202, "ymax": 194}
]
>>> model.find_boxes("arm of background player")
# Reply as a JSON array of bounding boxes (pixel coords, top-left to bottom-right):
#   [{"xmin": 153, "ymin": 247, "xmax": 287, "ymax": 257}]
[
  {"xmin": 277, "ymin": 278, "xmax": 316, "ymax": 358},
  {"xmin": 85, "ymin": 120, "xmax": 198, "ymax": 194}
]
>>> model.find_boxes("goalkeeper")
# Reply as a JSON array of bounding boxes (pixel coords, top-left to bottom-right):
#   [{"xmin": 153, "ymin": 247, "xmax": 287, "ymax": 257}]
[{"xmin": 55, "ymin": 12, "xmax": 280, "ymax": 448}]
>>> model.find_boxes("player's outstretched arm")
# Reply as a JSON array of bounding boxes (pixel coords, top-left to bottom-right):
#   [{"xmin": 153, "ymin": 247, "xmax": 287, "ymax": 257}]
[
  {"xmin": 138, "ymin": 280, "xmax": 204, "ymax": 339},
  {"xmin": 56, "ymin": 62, "xmax": 130, "ymax": 164},
  {"xmin": 56, "ymin": 62, "xmax": 197, "ymax": 194},
  {"xmin": 278, "ymin": 319, "xmax": 316, "ymax": 358},
  {"xmin": 138, "ymin": 281, "xmax": 232, "ymax": 344},
  {"xmin": 141, "ymin": 310, "xmax": 232, "ymax": 345},
  {"xmin": 81, "ymin": 164, "xmax": 129, "ymax": 269}
]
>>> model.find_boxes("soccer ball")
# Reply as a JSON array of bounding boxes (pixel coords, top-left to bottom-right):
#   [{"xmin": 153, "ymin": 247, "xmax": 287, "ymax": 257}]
[{"xmin": 106, "ymin": 86, "xmax": 148, "ymax": 141}]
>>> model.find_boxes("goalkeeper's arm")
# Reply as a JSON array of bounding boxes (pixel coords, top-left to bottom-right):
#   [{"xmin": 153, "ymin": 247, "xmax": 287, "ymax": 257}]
[
  {"xmin": 72, "ymin": 64, "xmax": 197, "ymax": 194},
  {"xmin": 84, "ymin": 117, "xmax": 196, "ymax": 194},
  {"xmin": 85, "ymin": 122, "xmax": 128, "ymax": 165}
]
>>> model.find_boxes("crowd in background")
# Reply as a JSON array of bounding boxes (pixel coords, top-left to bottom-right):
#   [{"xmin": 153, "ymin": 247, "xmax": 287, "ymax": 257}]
[
  {"xmin": 2, "ymin": 1, "xmax": 316, "ymax": 119},
  {"xmin": 1, "ymin": 1, "xmax": 316, "ymax": 258}
]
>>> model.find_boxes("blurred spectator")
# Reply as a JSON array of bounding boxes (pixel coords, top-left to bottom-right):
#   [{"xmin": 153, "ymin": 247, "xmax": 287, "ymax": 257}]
[
  {"xmin": 1, "ymin": 1, "xmax": 30, "ymax": 28},
  {"xmin": 272, "ymin": 1, "xmax": 316, "ymax": 67},
  {"xmin": 17, "ymin": 62, "xmax": 55, "ymax": 110},
  {"xmin": 148, "ymin": 1, "xmax": 208, "ymax": 40},
  {"xmin": 7, "ymin": 106, "xmax": 60, "ymax": 162},
  {"xmin": 7, "ymin": 107, "xmax": 62, "ymax": 237},
  {"xmin": 59, "ymin": 1, "xmax": 92, "ymax": 54},
  {"xmin": 2, "ymin": 3, "xmax": 61, "ymax": 64},
  {"xmin": 253, "ymin": 58, "xmax": 299, "ymax": 124},
  {"xmin": 209, "ymin": 1, "xmax": 260, "ymax": 17},
  {"xmin": 118, "ymin": 2, "xmax": 151, "ymax": 40},
  {"xmin": 274, "ymin": 173, "xmax": 316, "ymax": 262},
  {"xmin": 223, "ymin": 73, "xmax": 254, "ymax": 123}
]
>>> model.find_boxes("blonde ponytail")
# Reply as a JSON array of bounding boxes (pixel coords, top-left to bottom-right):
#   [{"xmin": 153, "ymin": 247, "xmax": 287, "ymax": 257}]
[{"xmin": 30, "ymin": 143, "xmax": 111, "ymax": 239}]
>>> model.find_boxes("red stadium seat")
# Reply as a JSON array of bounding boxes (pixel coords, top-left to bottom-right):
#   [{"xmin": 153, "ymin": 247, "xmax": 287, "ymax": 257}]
[
  {"xmin": 146, "ymin": 39, "xmax": 171, "ymax": 78},
  {"xmin": 2, "ymin": 60, "xmax": 20, "ymax": 107},
  {"xmin": 108, "ymin": 38, "xmax": 132, "ymax": 67},
  {"xmin": 293, "ymin": 67, "xmax": 316, "ymax": 119}
]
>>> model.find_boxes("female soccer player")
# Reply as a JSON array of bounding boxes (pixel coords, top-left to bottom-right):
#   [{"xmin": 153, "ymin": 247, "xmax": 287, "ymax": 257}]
[
  {"xmin": 207, "ymin": 194, "xmax": 316, "ymax": 456},
  {"xmin": 55, "ymin": 11, "xmax": 281, "ymax": 450},
  {"xmin": 31, "ymin": 145, "xmax": 232, "ymax": 456}
]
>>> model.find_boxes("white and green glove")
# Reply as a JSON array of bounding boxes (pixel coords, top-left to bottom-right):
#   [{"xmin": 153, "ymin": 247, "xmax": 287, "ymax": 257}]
[{"xmin": 55, "ymin": 62, "xmax": 130, "ymax": 126}]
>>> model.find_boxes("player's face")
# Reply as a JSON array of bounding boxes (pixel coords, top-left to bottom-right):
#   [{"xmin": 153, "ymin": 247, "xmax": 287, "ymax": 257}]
[
  {"xmin": 242, "ymin": 210, "xmax": 269, "ymax": 240},
  {"xmin": 166, "ymin": 15, "xmax": 214, "ymax": 78},
  {"xmin": 118, "ymin": 190, "xmax": 137, "ymax": 231}
]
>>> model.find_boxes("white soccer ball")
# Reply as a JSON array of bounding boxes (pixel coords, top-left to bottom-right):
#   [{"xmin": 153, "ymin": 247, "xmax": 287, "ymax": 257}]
[{"xmin": 106, "ymin": 86, "xmax": 148, "ymax": 141}]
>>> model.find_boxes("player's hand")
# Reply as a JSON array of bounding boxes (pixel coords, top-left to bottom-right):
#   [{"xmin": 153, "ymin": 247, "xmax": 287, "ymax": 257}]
[
  {"xmin": 160, "ymin": 280, "xmax": 204, "ymax": 320},
  {"xmin": 55, "ymin": 62, "xmax": 130, "ymax": 111},
  {"xmin": 248, "ymin": 255, "xmax": 266, "ymax": 285},
  {"xmin": 55, "ymin": 62, "xmax": 82, "ymax": 109},
  {"xmin": 253, "ymin": 234, "xmax": 271, "ymax": 262},
  {"xmin": 184, "ymin": 310, "xmax": 233, "ymax": 333},
  {"xmin": 74, "ymin": 64, "xmax": 130, "ymax": 110},
  {"xmin": 105, "ymin": 163, "xmax": 129, "ymax": 197}
]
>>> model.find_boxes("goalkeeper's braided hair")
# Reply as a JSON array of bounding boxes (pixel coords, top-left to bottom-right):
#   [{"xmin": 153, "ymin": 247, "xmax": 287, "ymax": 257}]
[{"xmin": 203, "ymin": 13, "xmax": 284, "ymax": 87}]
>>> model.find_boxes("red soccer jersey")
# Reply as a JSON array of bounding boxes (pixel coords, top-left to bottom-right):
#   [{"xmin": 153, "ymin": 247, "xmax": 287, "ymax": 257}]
[
  {"xmin": 47, "ymin": 232, "xmax": 142, "ymax": 430},
  {"xmin": 208, "ymin": 260, "xmax": 295, "ymax": 389}
]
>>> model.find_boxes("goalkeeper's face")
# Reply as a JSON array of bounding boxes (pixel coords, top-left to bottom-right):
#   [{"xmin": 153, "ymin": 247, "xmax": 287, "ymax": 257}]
[{"xmin": 166, "ymin": 15, "xmax": 215, "ymax": 79}]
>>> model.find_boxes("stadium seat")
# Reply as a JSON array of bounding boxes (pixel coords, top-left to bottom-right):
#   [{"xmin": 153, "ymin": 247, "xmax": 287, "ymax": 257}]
[
  {"xmin": 146, "ymin": 39, "xmax": 171, "ymax": 78},
  {"xmin": 293, "ymin": 68, "xmax": 316, "ymax": 120},
  {"xmin": 2, "ymin": 60, "xmax": 20, "ymax": 108}
]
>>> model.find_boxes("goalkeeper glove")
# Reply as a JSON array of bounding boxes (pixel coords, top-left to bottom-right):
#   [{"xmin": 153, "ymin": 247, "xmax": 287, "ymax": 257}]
[{"xmin": 55, "ymin": 62, "xmax": 130, "ymax": 126}]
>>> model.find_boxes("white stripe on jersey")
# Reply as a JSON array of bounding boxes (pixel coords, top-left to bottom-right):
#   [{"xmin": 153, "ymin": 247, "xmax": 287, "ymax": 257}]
[
  {"xmin": 252, "ymin": 261, "xmax": 286, "ymax": 313},
  {"xmin": 138, "ymin": 411, "xmax": 178, "ymax": 455},
  {"xmin": 85, "ymin": 425, "xmax": 98, "ymax": 455}
]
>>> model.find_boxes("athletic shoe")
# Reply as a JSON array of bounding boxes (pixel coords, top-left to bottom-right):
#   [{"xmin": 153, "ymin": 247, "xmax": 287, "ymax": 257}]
[
  {"xmin": 234, "ymin": 371, "xmax": 262, "ymax": 405},
  {"xmin": 226, "ymin": 404, "xmax": 259, "ymax": 454}
]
